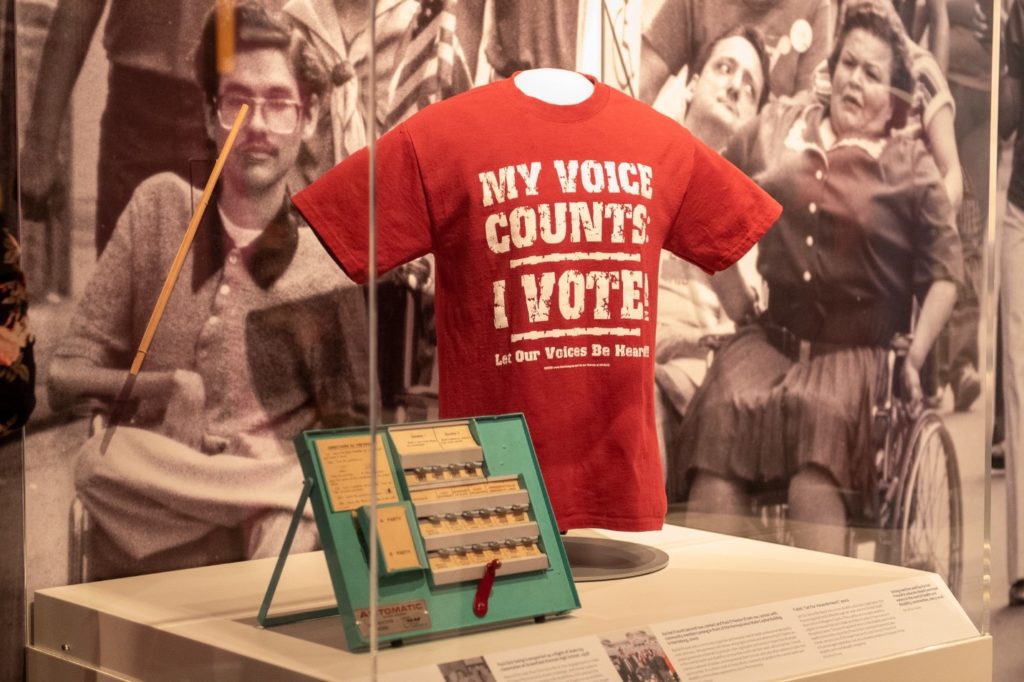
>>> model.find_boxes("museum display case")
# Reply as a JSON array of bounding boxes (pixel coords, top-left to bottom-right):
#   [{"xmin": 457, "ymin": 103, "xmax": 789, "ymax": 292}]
[{"xmin": 12, "ymin": 1, "xmax": 997, "ymax": 680}]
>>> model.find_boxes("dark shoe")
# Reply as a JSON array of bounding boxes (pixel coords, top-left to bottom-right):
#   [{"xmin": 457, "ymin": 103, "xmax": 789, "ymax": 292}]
[
  {"xmin": 993, "ymin": 442, "xmax": 1006, "ymax": 473},
  {"xmin": 1010, "ymin": 579, "xmax": 1024, "ymax": 606},
  {"xmin": 953, "ymin": 365, "xmax": 981, "ymax": 412}
]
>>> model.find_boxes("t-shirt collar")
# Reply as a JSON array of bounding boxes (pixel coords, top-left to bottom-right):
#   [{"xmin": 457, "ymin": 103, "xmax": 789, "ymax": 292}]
[
  {"xmin": 192, "ymin": 190, "xmax": 299, "ymax": 291},
  {"xmin": 502, "ymin": 71, "xmax": 611, "ymax": 123},
  {"xmin": 800, "ymin": 103, "xmax": 888, "ymax": 160}
]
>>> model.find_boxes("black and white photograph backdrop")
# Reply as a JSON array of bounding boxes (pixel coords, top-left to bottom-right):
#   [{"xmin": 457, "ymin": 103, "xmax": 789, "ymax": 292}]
[
  {"xmin": 644, "ymin": 0, "xmax": 992, "ymax": 624},
  {"xmin": 9, "ymin": 0, "xmax": 1001, "ymax": 656},
  {"xmin": 12, "ymin": 0, "xmax": 481, "ymax": 592},
  {"xmin": 600, "ymin": 628, "xmax": 679, "ymax": 682}
]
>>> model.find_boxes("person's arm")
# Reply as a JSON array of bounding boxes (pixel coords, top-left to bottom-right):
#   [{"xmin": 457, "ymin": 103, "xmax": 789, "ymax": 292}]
[
  {"xmin": 1001, "ymin": 0, "xmax": 1024, "ymax": 143},
  {"xmin": 925, "ymin": 105, "xmax": 963, "ymax": 210},
  {"xmin": 638, "ymin": 0, "xmax": 689, "ymax": 104},
  {"xmin": 1003, "ymin": 0, "xmax": 1024, "ymax": 140},
  {"xmin": 20, "ymin": 0, "xmax": 107, "ymax": 203},
  {"xmin": 639, "ymin": 38, "xmax": 672, "ymax": 104},
  {"xmin": 49, "ymin": 355, "xmax": 204, "ymax": 446},
  {"xmin": 793, "ymin": 0, "xmax": 833, "ymax": 94},
  {"xmin": 911, "ymin": 46, "xmax": 961, "ymax": 208},
  {"xmin": 901, "ymin": 136, "xmax": 963, "ymax": 406},
  {"xmin": 709, "ymin": 263, "xmax": 757, "ymax": 325},
  {"xmin": 919, "ymin": 0, "xmax": 950, "ymax": 73},
  {"xmin": 1001, "ymin": 73, "xmax": 1022, "ymax": 141},
  {"xmin": 902, "ymin": 280, "xmax": 957, "ymax": 405},
  {"xmin": 47, "ymin": 357, "xmax": 174, "ymax": 415},
  {"xmin": 45, "ymin": 179, "xmax": 176, "ymax": 417},
  {"xmin": 655, "ymin": 323, "xmax": 732, "ymax": 363}
]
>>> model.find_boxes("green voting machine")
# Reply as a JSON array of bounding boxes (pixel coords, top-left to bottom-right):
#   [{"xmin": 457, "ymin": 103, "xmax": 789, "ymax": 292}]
[{"xmin": 258, "ymin": 414, "xmax": 580, "ymax": 649}]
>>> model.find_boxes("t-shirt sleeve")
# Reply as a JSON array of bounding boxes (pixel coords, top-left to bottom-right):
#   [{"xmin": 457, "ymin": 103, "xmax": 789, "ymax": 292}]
[
  {"xmin": 663, "ymin": 132, "xmax": 781, "ymax": 275},
  {"xmin": 291, "ymin": 124, "xmax": 433, "ymax": 284},
  {"xmin": 911, "ymin": 143, "xmax": 964, "ymax": 293}
]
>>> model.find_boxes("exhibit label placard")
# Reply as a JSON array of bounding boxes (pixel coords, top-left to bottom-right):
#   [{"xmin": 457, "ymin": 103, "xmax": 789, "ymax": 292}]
[{"xmin": 368, "ymin": 573, "xmax": 977, "ymax": 681}]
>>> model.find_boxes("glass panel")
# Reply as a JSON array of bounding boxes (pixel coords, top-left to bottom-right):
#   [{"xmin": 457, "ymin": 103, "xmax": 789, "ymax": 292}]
[
  {"xmin": 994, "ymin": 0, "xmax": 1022, "ymax": 632},
  {"xmin": 14, "ymin": 1, "xmax": 375, "ymax": 677},
  {"xmin": 642, "ymin": 0, "xmax": 993, "ymax": 630},
  {"xmin": 371, "ymin": 0, "xmax": 992, "ymax": 677},
  {"xmin": 13, "ymin": 0, "xmax": 995, "ymax": 679}
]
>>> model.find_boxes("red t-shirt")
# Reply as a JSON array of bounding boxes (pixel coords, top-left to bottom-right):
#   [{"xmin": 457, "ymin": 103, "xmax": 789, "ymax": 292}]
[{"xmin": 292, "ymin": 74, "xmax": 780, "ymax": 531}]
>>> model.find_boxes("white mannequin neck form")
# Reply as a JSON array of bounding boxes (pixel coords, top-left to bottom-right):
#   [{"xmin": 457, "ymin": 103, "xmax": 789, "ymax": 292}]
[{"xmin": 512, "ymin": 68, "xmax": 595, "ymax": 105}]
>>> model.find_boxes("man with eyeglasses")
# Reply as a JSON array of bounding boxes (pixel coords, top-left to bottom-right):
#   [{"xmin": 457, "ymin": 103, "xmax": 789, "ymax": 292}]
[{"xmin": 47, "ymin": 3, "xmax": 369, "ymax": 580}]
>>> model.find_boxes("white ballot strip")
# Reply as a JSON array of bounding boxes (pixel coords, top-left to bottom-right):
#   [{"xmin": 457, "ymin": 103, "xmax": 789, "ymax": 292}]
[{"xmin": 368, "ymin": 573, "xmax": 977, "ymax": 682}]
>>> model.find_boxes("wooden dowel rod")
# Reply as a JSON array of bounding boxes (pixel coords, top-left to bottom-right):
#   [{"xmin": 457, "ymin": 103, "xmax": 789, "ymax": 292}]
[{"xmin": 128, "ymin": 103, "xmax": 249, "ymax": 375}]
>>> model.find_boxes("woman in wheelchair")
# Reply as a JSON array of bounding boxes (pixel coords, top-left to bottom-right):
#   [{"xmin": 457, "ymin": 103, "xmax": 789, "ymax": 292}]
[{"xmin": 673, "ymin": 3, "xmax": 963, "ymax": 554}]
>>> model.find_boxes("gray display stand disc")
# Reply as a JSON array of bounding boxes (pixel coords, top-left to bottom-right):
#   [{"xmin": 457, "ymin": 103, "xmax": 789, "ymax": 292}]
[{"xmin": 563, "ymin": 536, "xmax": 670, "ymax": 582}]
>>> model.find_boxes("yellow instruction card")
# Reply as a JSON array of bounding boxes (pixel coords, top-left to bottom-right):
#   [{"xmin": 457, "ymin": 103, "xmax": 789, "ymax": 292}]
[
  {"xmin": 317, "ymin": 435, "xmax": 398, "ymax": 512},
  {"xmin": 390, "ymin": 423, "xmax": 478, "ymax": 455},
  {"xmin": 376, "ymin": 506, "xmax": 424, "ymax": 572}
]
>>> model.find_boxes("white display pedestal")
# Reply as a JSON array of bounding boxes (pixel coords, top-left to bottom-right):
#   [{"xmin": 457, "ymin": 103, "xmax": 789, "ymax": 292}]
[{"xmin": 27, "ymin": 526, "xmax": 991, "ymax": 681}]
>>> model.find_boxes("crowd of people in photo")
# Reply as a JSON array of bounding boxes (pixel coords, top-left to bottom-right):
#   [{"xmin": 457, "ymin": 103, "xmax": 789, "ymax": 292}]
[
  {"xmin": 602, "ymin": 631, "xmax": 679, "ymax": 682},
  {"xmin": 644, "ymin": 0, "xmax": 1024, "ymax": 607},
  {"xmin": 11, "ymin": 0, "xmax": 592, "ymax": 582},
  {"xmin": 437, "ymin": 656, "xmax": 498, "ymax": 682},
  {"xmin": 27, "ymin": 2, "xmax": 372, "ymax": 580},
  {"xmin": 1, "ymin": 0, "xmax": 1010, "ymax": 598},
  {"xmin": 645, "ymin": 0, "xmax": 988, "ymax": 555}
]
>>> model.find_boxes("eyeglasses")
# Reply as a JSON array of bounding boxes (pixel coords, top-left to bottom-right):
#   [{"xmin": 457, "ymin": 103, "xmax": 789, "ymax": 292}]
[{"xmin": 217, "ymin": 95, "xmax": 303, "ymax": 134}]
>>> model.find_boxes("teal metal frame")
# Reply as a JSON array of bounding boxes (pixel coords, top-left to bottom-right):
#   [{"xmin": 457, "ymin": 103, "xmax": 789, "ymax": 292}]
[{"xmin": 257, "ymin": 414, "xmax": 580, "ymax": 650}]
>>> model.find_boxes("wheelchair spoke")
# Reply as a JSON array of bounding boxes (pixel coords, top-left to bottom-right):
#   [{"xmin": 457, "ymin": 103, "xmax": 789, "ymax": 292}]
[{"xmin": 901, "ymin": 421, "xmax": 956, "ymax": 583}]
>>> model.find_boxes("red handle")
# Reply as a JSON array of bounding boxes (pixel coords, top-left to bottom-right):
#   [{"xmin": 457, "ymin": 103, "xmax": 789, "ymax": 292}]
[{"xmin": 473, "ymin": 559, "xmax": 502, "ymax": 618}]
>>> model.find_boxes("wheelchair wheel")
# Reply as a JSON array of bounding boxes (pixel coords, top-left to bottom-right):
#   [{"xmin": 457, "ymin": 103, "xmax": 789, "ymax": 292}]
[{"xmin": 890, "ymin": 411, "xmax": 963, "ymax": 598}]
